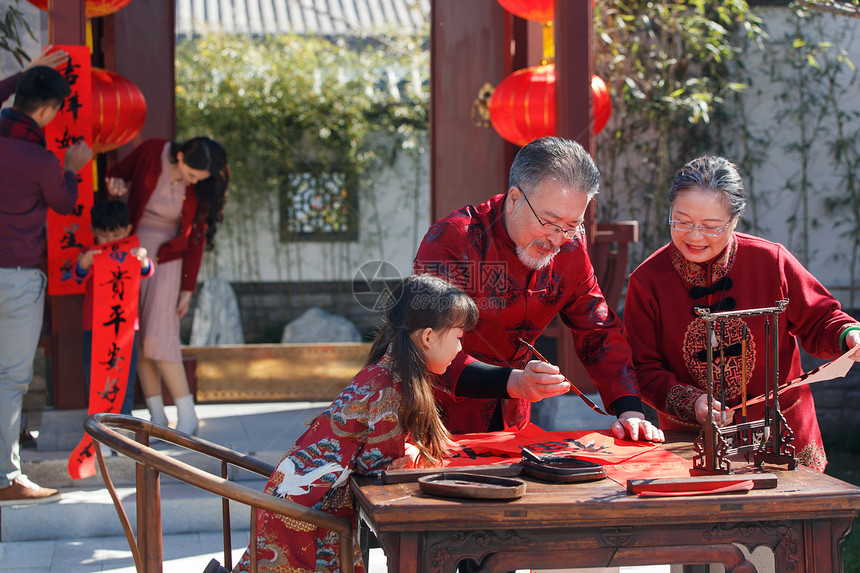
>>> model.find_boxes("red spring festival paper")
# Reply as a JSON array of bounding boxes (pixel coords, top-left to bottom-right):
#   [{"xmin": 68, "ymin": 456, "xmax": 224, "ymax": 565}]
[
  {"xmin": 68, "ymin": 237, "xmax": 140, "ymax": 479},
  {"xmin": 443, "ymin": 423, "xmax": 693, "ymax": 485},
  {"xmin": 44, "ymin": 45, "xmax": 93, "ymax": 295}
]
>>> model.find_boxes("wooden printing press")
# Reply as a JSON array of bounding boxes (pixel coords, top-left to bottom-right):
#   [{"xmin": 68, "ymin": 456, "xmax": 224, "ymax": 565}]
[{"xmin": 692, "ymin": 299, "xmax": 799, "ymax": 474}]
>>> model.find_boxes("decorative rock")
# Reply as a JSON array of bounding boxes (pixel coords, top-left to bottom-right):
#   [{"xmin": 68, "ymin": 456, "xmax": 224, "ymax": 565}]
[
  {"xmin": 281, "ymin": 307, "xmax": 362, "ymax": 343},
  {"xmin": 190, "ymin": 277, "xmax": 245, "ymax": 346}
]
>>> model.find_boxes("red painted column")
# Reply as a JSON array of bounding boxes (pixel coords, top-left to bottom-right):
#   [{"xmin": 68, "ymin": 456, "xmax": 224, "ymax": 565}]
[
  {"xmin": 430, "ymin": 0, "xmax": 509, "ymax": 221},
  {"xmin": 555, "ymin": 1, "xmax": 594, "ymax": 165},
  {"xmin": 48, "ymin": 0, "xmax": 86, "ymax": 44},
  {"xmin": 47, "ymin": 0, "xmax": 88, "ymax": 408},
  {"xmin": 552, "ymin": 0, "xmax": 598, "ymax": 391}
]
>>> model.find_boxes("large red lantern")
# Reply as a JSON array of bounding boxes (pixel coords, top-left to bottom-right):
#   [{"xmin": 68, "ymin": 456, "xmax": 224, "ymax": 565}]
[
  {"xmin": 488, "ymin": 64, "xmax": 612, "ymax": 147},
  {"xmin": 91, "ymin": 68, "xmax": 146, "ymax": 154},
  {"xmin": 489, "ymin": 64, "xmax": 554, "ymax": 148},
  {"xmin": 26, "ymin": 0, "xmax": 134, "ymax": 18},
  {"xmin": 497, "ymin": 0, "xmax": 554, "ymax": 22}
]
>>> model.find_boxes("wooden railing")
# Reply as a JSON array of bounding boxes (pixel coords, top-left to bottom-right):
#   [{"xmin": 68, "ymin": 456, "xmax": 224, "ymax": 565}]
[{"xmin": 84, "ymin": 413, "xmax": 353, "ymax": 573}]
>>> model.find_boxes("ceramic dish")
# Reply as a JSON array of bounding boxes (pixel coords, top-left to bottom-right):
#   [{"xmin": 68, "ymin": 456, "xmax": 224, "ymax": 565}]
[{"xmin": 417, "ymin": 472, "xmax": 527, "ymax": 500}]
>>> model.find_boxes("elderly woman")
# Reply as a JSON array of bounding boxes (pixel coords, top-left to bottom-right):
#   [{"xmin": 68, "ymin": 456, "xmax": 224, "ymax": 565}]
[{"xmin": 624, "ymin": 156, "xmax": 860, "ymax": 471}]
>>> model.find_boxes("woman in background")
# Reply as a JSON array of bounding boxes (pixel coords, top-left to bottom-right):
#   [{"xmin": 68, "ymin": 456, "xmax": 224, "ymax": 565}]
[{"xmin": 107, "ymin": 136, "xmax": 228, "ymax": 435}]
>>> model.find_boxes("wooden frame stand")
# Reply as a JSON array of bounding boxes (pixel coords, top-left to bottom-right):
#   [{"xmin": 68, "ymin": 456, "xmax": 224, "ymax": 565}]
[{"xmin": 692, "ymin": 299, "xmax": 798, "ymax": 474}]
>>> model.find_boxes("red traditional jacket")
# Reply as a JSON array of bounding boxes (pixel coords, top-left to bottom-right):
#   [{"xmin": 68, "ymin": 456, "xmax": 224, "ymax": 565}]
[
  {"xmin": 106, "ymin": 138, "xmax": 205, "ymax": 292},
  {"xmin": 235, "ymin": 350, "xmax": 406, "ymax": 573},
  {"xmin": 414, "ymin": 193, "xmax": 640, "ymax": 434},
  {"xmin": 624, "ymin": 232, "xmax": 860, "ymax": 471}
]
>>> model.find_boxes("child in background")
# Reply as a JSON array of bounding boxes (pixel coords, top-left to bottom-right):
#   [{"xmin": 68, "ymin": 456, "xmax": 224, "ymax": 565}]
[
  {"xmin": 77, "ymin": 201, "xmax": 153, "ymax": 430},
  {"xmin": 219, "ymin": 274, "xmax": 479, "ymax": 573}
]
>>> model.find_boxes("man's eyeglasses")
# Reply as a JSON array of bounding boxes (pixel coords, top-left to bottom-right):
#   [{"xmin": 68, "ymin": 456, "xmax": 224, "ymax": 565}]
[
  {"xmin": 519, "ymin": 188, "xmax": 584, "ymax": 241},
  {"xmin": 668, "ymin": 219, "xmax": 733, "ymax": 237}
]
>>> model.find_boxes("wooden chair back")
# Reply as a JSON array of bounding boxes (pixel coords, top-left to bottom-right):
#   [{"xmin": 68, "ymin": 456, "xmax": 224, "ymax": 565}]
[
  {"xmin": 84, "ymin": 413, "xmax": 354, "ymax": 573},
  {"xmin": 543, "ymin": 220, "xmax": 639, "ymax": 392}
]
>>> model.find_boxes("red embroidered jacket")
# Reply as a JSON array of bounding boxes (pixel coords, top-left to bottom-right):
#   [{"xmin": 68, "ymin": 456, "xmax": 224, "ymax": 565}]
[
  {"xmin": 414, "ymin": 193, "xmax": 640, "ymax": 434},
  {"xmin": 625, "ymin": 232, "xmax": 860, "ymax": 471},
  {"xmin": 235, "ymin": 350, "xmax": 406, "ymax": 573}
]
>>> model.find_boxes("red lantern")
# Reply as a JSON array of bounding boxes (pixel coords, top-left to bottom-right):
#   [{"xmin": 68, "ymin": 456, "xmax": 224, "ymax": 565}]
[
  {"xmin": 592, "ymin": 75, "xmax": 612, "ymax": 135},
  {"xmin": 497, "ymin": 0, "xmax": 554, "ymax": 22},
  {"xmin": 91, "ymin": 68, "xmax": 146, "ymax": 154},
  {"xmin": 489, "ymin": 64, "xmax": 555, "ymax": 147},
  {"xmin": 489, "ymin": 64, "xmax": 612, "ymax": 147},
  {"xmin": 26, "ymin": 0, "xmax": 134, "ymax": 18}
]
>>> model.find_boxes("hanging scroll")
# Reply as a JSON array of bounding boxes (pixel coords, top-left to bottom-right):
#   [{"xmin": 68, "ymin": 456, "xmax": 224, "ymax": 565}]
[
  {"xmin": 68, "ymin": 236, "xmax": 140, "ymax": 480},
  {"xmin": 44, "ymin": 45, "xmax": 93, "ymax": 295}
]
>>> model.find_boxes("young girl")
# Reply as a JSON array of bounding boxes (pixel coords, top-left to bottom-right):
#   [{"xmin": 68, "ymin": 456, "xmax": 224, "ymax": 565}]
[{"xmin": 229, "ymin": 274, "xmax": 479, "ymax": 573}]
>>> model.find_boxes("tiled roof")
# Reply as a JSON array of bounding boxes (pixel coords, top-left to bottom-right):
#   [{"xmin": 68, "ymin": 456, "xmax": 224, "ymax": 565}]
[{"xmin": 176, "ymin": 0, "xmax": 430, "ymax": 36}]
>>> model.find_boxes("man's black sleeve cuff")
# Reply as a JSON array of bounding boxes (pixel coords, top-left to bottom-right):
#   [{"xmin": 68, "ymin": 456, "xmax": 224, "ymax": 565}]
[
  {"xmin": 610, "ymin": 396, "xmax": 643, "ymax": 417},
  {"xmin": 455, "ymin": 362, "xmax": 513, "ymax": 399}
]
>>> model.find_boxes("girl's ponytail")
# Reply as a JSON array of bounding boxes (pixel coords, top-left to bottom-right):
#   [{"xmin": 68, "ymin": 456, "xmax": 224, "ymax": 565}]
[{"xmin": 367, "ymin": 274, "xmax": 478, "ymax": 466}]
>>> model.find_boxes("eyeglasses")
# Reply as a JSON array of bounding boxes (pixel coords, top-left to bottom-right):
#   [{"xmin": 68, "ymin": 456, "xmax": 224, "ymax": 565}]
[
  {"xmin": 668, "ymin": 219, "xmax": 733, "ymax": 237},
  {"xmin": 519, "ymin": 188, "xmax": 584, "ymax": 241}
]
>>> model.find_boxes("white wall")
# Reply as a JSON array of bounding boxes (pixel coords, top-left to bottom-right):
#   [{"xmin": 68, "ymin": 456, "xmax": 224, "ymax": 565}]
[
  {"xmin": 738, "ymin": 7, "xmax": 860, "ymax": 308},
  {"xmin": 199, "ymin": 143, "xmax": 431, "ymax": 284}
]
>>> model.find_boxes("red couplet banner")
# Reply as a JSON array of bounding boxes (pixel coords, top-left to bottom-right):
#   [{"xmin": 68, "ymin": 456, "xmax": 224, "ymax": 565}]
[
  {"xmin": 68, "ymin": 236, "xmax": 140, "ymax": 480},
  {"xmin": 443, "ymin": 423, "xmax": 693, "ymax": 485},
  {"xmin": 44, "ymin": 45, "xmax": 93, "ymax": 295}
]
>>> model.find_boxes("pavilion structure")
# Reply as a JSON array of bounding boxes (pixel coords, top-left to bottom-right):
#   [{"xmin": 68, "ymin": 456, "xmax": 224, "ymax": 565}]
[{"xmin": 43, "ymin": 0, "xmax": 610, "ymax": 407}]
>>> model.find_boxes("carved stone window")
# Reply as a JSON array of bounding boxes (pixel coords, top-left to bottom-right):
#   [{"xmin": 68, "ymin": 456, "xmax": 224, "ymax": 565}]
[{"xmin": 280, "ymin": 169, "xmax": 358, "ymax": 242}]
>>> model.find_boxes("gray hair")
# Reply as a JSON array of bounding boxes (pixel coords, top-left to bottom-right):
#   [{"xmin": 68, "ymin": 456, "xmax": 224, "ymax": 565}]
[
  {"xmin": 669, "ymin": 156, "xmax": 747, "ymax": 218},
  {"xmin": 508, "ymin": 137, "xmax": 600, "ymax": 200}
]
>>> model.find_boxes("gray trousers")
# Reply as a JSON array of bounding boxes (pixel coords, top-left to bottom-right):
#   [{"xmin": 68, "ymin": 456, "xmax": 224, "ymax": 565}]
[{"xmin": 0, "ymin": 268, "xmax": 46, "ymax": 487}]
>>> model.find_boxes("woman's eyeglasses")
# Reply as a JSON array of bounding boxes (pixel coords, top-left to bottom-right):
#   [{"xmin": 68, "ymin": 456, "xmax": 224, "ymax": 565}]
[
  {"xmin": 519, "ymin": 189, "xmax": 584, "ymax": 241},
  {"xmin": 668, "ymin": 219, "xmax": 732, "ymax": 237}
]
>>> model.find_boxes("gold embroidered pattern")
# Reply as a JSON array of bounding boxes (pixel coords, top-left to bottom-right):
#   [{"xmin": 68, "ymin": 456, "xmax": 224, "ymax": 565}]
[
  {"xmin": 682, "ymin": 317, "xmax": 756, "ymax": 405},
  {"xmin": 796, "ymin": 439, "xmax": 827, "ymax": 472},
  {"xmin": 666, "ymin": 384, "xmax": 702, "ymax": 423}
]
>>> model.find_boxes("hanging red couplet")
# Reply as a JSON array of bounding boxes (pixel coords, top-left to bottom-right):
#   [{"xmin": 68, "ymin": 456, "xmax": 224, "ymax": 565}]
[
  {"xmin": 68, "ymin": 236, "xmax": 140, "ymax": 480},
  {"xmin": 44, "ymin": 45, "xmax": 93, "ymax": 295}
]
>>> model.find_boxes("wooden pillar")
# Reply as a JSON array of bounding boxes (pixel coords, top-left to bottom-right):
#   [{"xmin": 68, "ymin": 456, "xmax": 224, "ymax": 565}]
[
  {"xmin": 430, "ymin": 0, "xmax": 508, "ymax": 221},
  {"xmin": 549, "ymin": 0, "xmax": 598, "ymax": 391},
  {"xmin": 46, "ymin": 0, "xmax": 88, "ymax": 409},
  {"xmin": 101, "ymin": 0, "xmax": 175, "ymax": 157},
  {"xmin": 48, "ymin": 0, "xmax": 86, "ymax": 45},
  {"xmin": 555, "ymin": 1, "xmax": 594, "ymax": 181}
]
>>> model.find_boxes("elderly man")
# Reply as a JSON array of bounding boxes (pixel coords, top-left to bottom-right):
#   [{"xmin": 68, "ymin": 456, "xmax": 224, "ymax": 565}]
[{"xmin": 415, "ymin": 136, "xmax": 662, "ymax": 442}]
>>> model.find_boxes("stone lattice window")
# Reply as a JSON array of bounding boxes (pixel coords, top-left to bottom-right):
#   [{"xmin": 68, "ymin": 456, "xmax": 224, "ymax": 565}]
[{"xmin": 280, "ymin": 170, "xmax": 358, "ymax": 242}]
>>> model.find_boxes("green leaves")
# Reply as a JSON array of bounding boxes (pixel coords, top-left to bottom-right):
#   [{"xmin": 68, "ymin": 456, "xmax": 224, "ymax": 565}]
[
  {"xmin": 593, "ymin": 0, "xmax": 765, "ymax": 258},
  {"xmin": 0, "ymin": 4, "xmax": 36, "ymax": 66},
  {"xmin": 176, "ymin": 31, "xmax": 428, "ymax": 207}
]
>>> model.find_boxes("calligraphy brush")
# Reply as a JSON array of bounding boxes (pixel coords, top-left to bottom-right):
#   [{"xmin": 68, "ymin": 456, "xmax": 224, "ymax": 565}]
[{"xmin": 518, "ymin": 338, "xmax": 609, "ymax": 416}]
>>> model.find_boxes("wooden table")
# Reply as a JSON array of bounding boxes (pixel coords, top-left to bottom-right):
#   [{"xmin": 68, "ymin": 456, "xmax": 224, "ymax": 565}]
[{"xmin": 350, "ymin": 440, "xmax": 860, "ymax": 572}]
